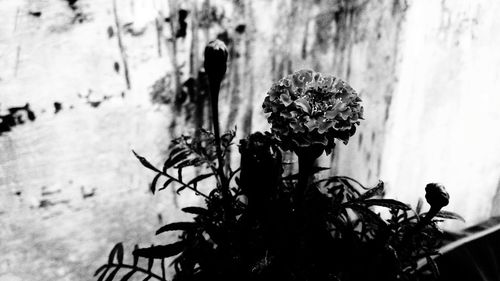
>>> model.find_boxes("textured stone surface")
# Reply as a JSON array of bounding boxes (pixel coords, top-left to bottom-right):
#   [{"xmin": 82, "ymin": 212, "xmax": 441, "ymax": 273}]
[
  {"xmin": 1, "ymin": 0, "xmax": 498, "ymax": 280},
  {"xmin": 381, "ymin": 0, "xmax": 500, "ymax": 229}
]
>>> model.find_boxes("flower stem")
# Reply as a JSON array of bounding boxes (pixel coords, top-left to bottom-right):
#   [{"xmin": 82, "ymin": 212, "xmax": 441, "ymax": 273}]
[
  {"xmin": 294, "ymin": 145, "xmax": 323, "ymax": 211},
  {"xmin": 208, "ymin": 79, "xmax": 232, "ymax": 214}
]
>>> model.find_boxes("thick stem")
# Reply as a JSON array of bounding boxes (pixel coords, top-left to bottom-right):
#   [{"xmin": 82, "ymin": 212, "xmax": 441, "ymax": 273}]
[
  {"xmin": 209, "ymin": 83, "xmax": 225, "ymax": 180},
  {"xmin": 208, "ymin": 81, "xmax": 232, "ymax": 220},
  {"xmin": 294, "ymin": 145, "xmax": 323, "ymax": 211}
]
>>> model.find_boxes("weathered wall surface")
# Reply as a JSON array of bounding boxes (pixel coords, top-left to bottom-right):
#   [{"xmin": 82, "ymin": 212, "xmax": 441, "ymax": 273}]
[
  {"xmin": 2, "ymin": 0, "xmax": 499, "ymax": 280},
  {"xmin": 381, "ymin": 0, "xmax": 500, "ymax": 229},
  {"xmin": 0, "ymin": 0, "xmax": 405, "ymax": 279}
]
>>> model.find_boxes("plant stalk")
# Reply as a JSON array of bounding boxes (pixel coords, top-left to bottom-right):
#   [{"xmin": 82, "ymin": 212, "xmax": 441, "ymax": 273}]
[{"xmin": 294, "ymin": 145, "xmax": 323, "ymax": 211}]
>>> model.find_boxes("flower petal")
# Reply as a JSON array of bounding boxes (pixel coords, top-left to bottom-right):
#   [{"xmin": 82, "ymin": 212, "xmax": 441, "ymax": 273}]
[
  {"xmin": 280, "ymin": 93, "xmax": 293, "ymax": 107},
  {"xmin": 294, "ymin": 98, "xmax": 311, "ymax": 114}
]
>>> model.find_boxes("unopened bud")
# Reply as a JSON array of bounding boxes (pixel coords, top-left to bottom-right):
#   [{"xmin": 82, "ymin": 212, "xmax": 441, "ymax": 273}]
[
  {"xmin": 425, "ymin": 183, "xmax": 449, "ymax": 209},
  {"xmin": 204, "ymin": 39, "xmax": 228, "ymax": 90}
]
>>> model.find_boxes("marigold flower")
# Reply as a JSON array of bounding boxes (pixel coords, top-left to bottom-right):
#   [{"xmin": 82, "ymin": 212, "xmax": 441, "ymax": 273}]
[{"xmin": 262, "ymin": 69, "xmax": 363, "ymax": 154}]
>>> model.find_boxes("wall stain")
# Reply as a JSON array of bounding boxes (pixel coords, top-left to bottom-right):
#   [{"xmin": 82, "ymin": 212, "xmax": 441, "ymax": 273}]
[
  {"xmin": 54, "ymin": 102, "xmax": 63, "ymax": 114},
  {"xmin": 28, "ymin": 11, "xmax": 42, "ymax": 17},
  {"xmin": 0, "ymin": 103, "xmax": 36, "ymax": 135},
  {"xmin": 81, "ymin": 186, "xmax": 96, "ymax": 199},
  {"xmin": 176, "ymin": 9, "xmax": 189, "ymax": 38}
]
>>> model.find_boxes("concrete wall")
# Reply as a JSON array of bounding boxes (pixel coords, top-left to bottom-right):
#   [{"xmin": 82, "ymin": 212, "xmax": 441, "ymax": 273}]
[
  {"xmin": 381, "ymin": 0, "xmax": 500, "ymax": 229},
  {"xmin": 1, "ymin": 0, "xmax": 498, "ymax": 280}
]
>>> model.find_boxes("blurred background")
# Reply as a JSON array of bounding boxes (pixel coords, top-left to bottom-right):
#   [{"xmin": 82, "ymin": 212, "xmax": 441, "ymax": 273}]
[{"xmin": 1, "ymin": 0, "xmax": 500, "ymax": 280}]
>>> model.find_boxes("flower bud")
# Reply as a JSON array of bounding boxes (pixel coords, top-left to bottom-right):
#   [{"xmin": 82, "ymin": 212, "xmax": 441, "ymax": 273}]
[
  {"xmin": 425, "ymin": 183, "xmax": 449, "ymax": 209},
  {"xmin": 204, "ymin": 39, "xmax": 228, "ymax": 90}
]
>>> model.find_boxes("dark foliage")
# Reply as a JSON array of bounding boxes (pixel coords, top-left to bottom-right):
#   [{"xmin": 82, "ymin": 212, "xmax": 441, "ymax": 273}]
[
  {"xmin": 96, "ymin": 40, "xmax": 462, "ymax": 281},
  {"xmin": 96, "ymin": 129, "xmax": 462, "ymax": 281}
]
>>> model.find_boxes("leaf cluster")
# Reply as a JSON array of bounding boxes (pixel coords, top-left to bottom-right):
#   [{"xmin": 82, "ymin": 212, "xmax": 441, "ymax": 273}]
[{"xmin": 97, "ymin": 130, "xmax": 462, "ymax": 281}]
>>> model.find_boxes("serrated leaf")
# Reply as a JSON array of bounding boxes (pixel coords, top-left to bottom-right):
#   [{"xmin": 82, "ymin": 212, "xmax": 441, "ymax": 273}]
[
  {"xmin": 362, "ymin": 199, "xmax": 410, "ymax": 210},
  {"xmin": 434, "ymin": 210, "xmax": 465, "ymax": 222},
  {"xmin": 166, "ymin": 150, "xmax": 191, "ymax": 169},
  {"xmin": 176, "ymin": 184, "xmax": 187, "ymax": 195},
  {"xmin": 181, "ymin": 206, "xmax": 208, "ymax": 215},
  {"xmin": 116, "ymin": 243, "xmax": 124, "ymax": 264},
  {"xmin": 158, "ymin": 178, "xmax": 174, "ymax": 191},
  {"xmin": 311, "ymin": 166, "xmax": 330, "ymax": 174},
  {"xmin": 174, "ymin": 158, "xmax": 194, "ymax": 169},
  {"xmin": 163, "ymin": 147, "xmax": 185, "ymax": 171},
  {"xmin": 161, "ymin": 258, "xmax": 166, "ymax": 279},
  {"xmin": 178, "ymin": 168, "xmax": 183, "ymax": 182},
  {"xmin": 338, "ymin": 178, "xmax": 361, "ymax": 197},
  {"xmin": 133, "ymin": 243, "xmax": 185, "ymax": 259},
  {"xmin": 132, "ymin": 150, "xmax": 160, "ymax": 172},
  {"xmin": 133, "ymin": 245, "xmax": 139, "ymax": 266},
  {"xmin": 147, "ymin": 257, "xmax": 154, "ymax": 271},
  {"xmin": 94, "ymin": 265, "xmax": 108, "ymax": 277},
  {"xmin": 108, "ymin": 243, "xmax": 124, "ymax": 264},
  {"xmin": 97, "ymin": 269, "xmax": 109, "ymax": 281},
  {"xmin": 156, "ymin": 222, "xmax": 196, "ymax": 235},
  {"xmin": 187, "ymin": 173, "xmax": 214, "ymax": 186},
  {"xmin": 119, "ymin": 269, "xmax": 137, "ymax": 281},
  {"xmin": 150, "ymin": 173, "xmax": 161, "ymax": 194},
  {"xmin": 358, "ymin": 181, "xmax": 384, "ymax": 200},
  {"xmin": 345, "ymin": 203, "xmax": 387, "ymax": 227},
  {"xmin": 105, "ymin": 267, "xmax": 120, "ymax": 281},
  {"xmin": 416, "ymin": 198, "xmax": 424, "ymax": 214}
]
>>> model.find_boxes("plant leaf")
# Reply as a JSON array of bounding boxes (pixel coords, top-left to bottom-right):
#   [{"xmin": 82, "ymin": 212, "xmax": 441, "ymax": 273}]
[
  {"xmin": 178, "ymin": 168, "xmax": 183, "ymax": 183},
  {"xmin": 119, "ymin": 269, "xmax": 137, "ymax": 281},
  {"xmin": 345, "ymin": 203, "xmax": 388, "ymax": 228},
  {"xmin": 182, "ymin": 206, "xmax": 208, "ymax": 215},
  {"xmin": 167, "ymin": 150, "xmax": 191, "ymax": 169},
  {"xmin": 176, "ymin": 185, "xmax": 187, "ymax": 195},
  {"xmin": 426, "ymin": 256, "xmax": 440, "ymax": 278},
  {"xmin": 187, "ymin": 173, "xmax": 214, "ymax": 186},
  {"xmin": 104, "ymin": 267, "xmax": 120, "ymax": 281},
  {"xmin": 132, "ymin": 150, "xmax": 160, "ymax": 172},
  {"xmin": 97, "ymin": 267, "xmax": 110, "ymax": 281},
  {"xmin": 362, "ymin": 199, "xmax": 410, "ymax": 210},
  {"xmin": 434, "ymin": 210, "xmax": 465, "ymax": 222},
  {"xmin": 311, "ymin": 166, "xmax": 330, "ymax": 174},
  {"xmin": 94, "ymin": 265, "xmax": 108, "ymax": 277},
  {"xmin": 358, "ymin": 181, "xmax": 384, "ymax": 200},
  {"xmin": 150, "ymin": 173, "xmax": 161, "ymax": 194},
  {"xmin": 156, "ymin": 222, "xmax": 196, "ymax": 235},
  {"xmin": 416, "ymin": 198, "xmax": 424, "ymax": 214},
  {"xmin": 133, "ymin": 242, "xmax": 185, "ymax": 259},
  {"xmin": 159, "ymin": 178, "xmax": 174, "ymax": 191},
  {"xmin": 133, "ymin": 245, "xmax": 139, "ymax": 266},
  {"xmin": 116, "ymin": 243, "xmax": 124, "ymax": 264},
  {"xmin": 108, "ymin": 243, "xmax": 124, "ymax": 264},
  {"xmin": 174, "ymin": 158, "xmax": 194, "ymax": 169},
  {"xmin": 147, "ymin": 257, "xmax": 154, "ymax": 271}
]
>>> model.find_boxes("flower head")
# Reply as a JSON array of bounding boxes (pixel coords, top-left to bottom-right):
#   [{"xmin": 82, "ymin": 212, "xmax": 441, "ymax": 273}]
[
  {"xmin": 425, "ymin": 183, "xmax": 450, "ymax": 210},
  {"xmin": 262, "ymin": 69, "xmax": 363, "ymax": 154}
]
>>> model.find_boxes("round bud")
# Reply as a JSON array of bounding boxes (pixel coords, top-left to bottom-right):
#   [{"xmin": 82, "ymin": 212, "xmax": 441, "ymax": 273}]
[
  {"xmin": 425, "ymin": 183, "xmax": 450, "ymax": 209},
  {"xmin": 204, "ymin": 39, "xmax": 228, "ymax": 88}
]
